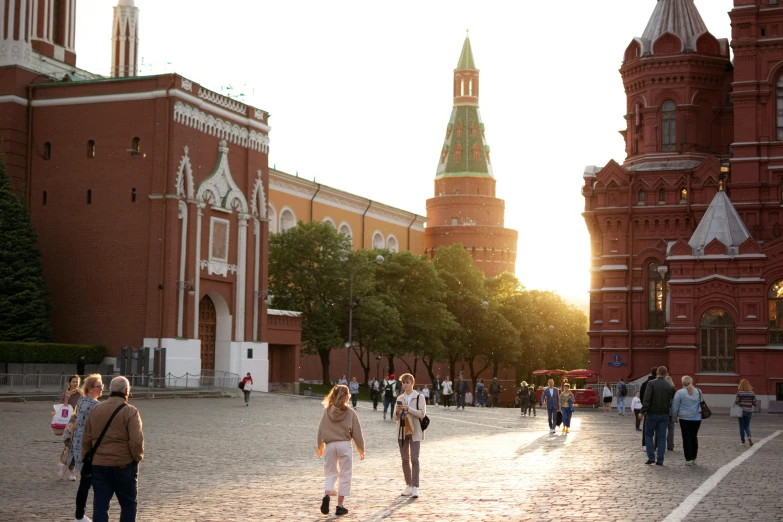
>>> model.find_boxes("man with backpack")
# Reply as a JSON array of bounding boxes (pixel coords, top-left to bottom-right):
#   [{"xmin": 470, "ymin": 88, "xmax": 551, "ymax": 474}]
[
  {"xmin": 382, "ymin": 373, "xmax": 397, "ymax": 420},
  {"xmin": 490, "ymin": 377, "xmax": 501, "ymax": 407},
  {"xmin": 616, "ymin": 377, "xmax": 628, "ymax": 416}
]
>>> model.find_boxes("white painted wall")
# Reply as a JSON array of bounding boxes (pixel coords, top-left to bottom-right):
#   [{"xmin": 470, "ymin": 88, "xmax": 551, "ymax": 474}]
[
  {"xmin": 143, "ymin": 337, "xmax": 202, "ymax": 377},
  {"xmin": 238, "ymin": 342, "xmax": 269, "ymax": 392}
]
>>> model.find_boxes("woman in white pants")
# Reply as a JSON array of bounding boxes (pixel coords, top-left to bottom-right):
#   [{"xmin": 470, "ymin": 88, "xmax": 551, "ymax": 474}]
[
  {"xmin": 393, "ymin": 373, "xmax": 426, "ymax": 499},
  {"xmin": 317, "ymin": 385, "xmax": 365, "ymax": 517}
]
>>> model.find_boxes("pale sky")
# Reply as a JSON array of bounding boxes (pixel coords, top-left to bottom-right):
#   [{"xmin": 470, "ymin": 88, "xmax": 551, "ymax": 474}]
[{"xmin": 74, "ymin": 0, "xmax": 734, "ymax": 310}]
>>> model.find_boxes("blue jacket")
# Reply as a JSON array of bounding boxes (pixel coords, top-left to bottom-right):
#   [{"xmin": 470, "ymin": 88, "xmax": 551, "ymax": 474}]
[
  {"xmin": 541, "ymin": 387, "xmax": 560, "ymax": 410},
  {"xmin": 671, "ymin": 387, "xmax": 702, "ymax": 421}
]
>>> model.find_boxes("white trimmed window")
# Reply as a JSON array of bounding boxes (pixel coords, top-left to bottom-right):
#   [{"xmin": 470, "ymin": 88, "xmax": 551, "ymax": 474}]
[
  {"xmin": 280, "ymin": 208, "xmax": 296, "ymax": 232},
  {"xmin": 209, "ymin": 217, "xmax": 230, "ymax": 263},
  {"xmin": 338, "ymin": 222, "xmax": 353, "ymax": 247},
  {"xmin": 323, "ymin": 217, "xmax": 336, "ymax": 228},
  {"xmin": 372, "ymin": 231, "xmax": 385, "ymax": 249},
  {"xmin": 386, "ymin": 235, "xmax": 398, "ymax": 253},
  {"xmin": 267, "ymin": 203, "xmax": 277, "ymax": 234}
]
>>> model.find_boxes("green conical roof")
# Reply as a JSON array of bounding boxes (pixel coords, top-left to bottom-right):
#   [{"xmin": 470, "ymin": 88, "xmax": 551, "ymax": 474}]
[
  {"xmin": 435, "ymin": 106, "xmax": 493, "ymax": 179},
  {"xmin": 456, "ymin": 35, "xmax": 476, "ymax": 69}
]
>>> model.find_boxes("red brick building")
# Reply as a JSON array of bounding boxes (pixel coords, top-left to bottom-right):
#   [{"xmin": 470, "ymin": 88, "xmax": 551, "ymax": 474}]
[
  {"xmin": 583, "ymin": 0, "xmax": 783, "ymax": 409},
  {"xmin": 425, "ymin": 35, "xmax": 518, "ymax": 278},
  {"xmin": 0, "ymin": 0, "xmax": 301, "ymax": 391}
]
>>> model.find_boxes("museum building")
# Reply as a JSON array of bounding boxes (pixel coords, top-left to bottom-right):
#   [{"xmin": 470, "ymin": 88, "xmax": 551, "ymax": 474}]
[{"xmin": 583, "ymin": 0, "xmax": 783, "ymax": 409}]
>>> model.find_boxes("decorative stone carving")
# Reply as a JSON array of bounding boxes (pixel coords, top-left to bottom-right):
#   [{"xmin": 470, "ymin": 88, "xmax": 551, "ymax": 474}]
[
  {"xmin": 181, "ymin": 79, "xmax": 193, "ymax": 92},
  {"xmin": 199, "ymin": 259, "xmax": 238, "ymax": 277},
  {"xmin": 175, "ymin": 146, "xmax": 195, "ymax": 199},
  {"xmin": 250, "ymin": 171, "xmax": 267, "ymax": 219},
  {"xmin": 197, "ymin": 87, "xmax": 248, "ymax": 115},
  {"xmin": 173, "ymin": 101, "xmax": 270, "ymax": 153},
  {"xmin": 196, "ymin": 141, "xmax": 249, "ymax": 213}
]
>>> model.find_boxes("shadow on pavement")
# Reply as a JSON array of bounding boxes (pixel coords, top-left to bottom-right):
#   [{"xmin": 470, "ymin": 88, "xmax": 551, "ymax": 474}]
[
  {"xmin": 362, "ymin": 497, "xmax": 416, "ymax": 521},
  {"xmin": 514, "ymin": 432, "xmax": 568, "ymax": 458}
]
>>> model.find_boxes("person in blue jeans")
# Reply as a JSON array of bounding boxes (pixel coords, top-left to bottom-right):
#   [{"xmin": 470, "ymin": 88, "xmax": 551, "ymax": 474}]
[
  {"xmin": 639, "ymin": 366, "xmax": 675, "ymax": 465},
  {"xmin": 735, "ymin": 379, "xmax": 757, "ymax": 446},
  {"xmin": 541, "ymin": 379, "xmax": 560, "ymax": 434},
  {"xmin": 616, "ymin": 378, "xmax": 627, "ymax": 416},
  {"xmin": 81, "ymin": 376, "xmax": 144, "ymax": 522},
  {"xmin": 559, "ymin": 383, "xmax": 575, "ymax": 434}
]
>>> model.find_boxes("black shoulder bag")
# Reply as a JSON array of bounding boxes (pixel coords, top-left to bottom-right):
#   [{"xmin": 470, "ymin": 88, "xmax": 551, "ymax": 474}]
[
  {"xmin": 698, "ymin": 389, "xmax": 712, "ymax": 420},
  {"xmin": 417, "ymin": 394, "xmax": 430, "ymax": 431},
  {"xmin": 81, "ymin": 403, "xmax": 127, "ymax": 478}
]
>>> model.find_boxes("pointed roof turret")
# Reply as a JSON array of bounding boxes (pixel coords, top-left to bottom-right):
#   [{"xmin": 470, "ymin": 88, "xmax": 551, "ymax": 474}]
[
  {"xmin": 641, "ymin": 0, "xmax": 708, "ymax": 53},
  {"xmin": 688, "ymin": 185, "xmax": 751, "ymax": 256},
  {"xmin": 456, "ymin": 31, "xmax": 476, "ymax": 70}
]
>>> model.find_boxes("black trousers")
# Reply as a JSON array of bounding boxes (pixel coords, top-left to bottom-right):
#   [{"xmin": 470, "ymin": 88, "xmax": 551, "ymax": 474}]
[
  {"xmin": 351, "ymin": 394, "xmax": 358, "ymax": 408},
  {"xmin": 528, "ymin": 402, "xmax": 536, "ymax": 416},
  {"xmin": 679, "ymin": 419, "xmax": 701, "ymax": 461},
  {"xmin": 75, "ymin": 473, "xmax": 91, "ymax": 519},
  {"xmin": 443, "ymin": 395, "xmax": 452, "ymax": 407},
  {"xmin": 634, "ymin": 409, "xmax": 642, "ymax": 429},
  {"xmin": 371, "ymin": 392, "xmax": 379, "ymax": 409}
]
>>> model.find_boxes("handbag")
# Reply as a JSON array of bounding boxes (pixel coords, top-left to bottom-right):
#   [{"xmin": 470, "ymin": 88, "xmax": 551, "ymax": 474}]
[
  {"xmin": 556, "ymin": 410, "xmax": 563, "ymax": 426},
  {"xmin": 698, "ymin": 390, "xmax": 712, "ymax": 420},
  {"xmin": 81, "ymin": 403, "xmax": 127, "ymax": 478},
  {"xmin": 730, "ymin": 403, "xmax": 744, "ymax": 419},
  {"xmin": 417, "ymin": 394, "xmax": 430, "ymax": 431}
]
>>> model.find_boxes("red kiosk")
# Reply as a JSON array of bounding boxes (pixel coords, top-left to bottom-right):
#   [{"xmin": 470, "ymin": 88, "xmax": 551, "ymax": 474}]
[{"xmin": 532, "ymin": 369, "xmax": 600, "ymax": 408}]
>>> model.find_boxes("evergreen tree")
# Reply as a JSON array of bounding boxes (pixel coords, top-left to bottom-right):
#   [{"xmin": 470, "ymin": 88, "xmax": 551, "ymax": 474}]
[{"xmin": 0, "ymin": 151, "xmax": 54, "ymax": 341}]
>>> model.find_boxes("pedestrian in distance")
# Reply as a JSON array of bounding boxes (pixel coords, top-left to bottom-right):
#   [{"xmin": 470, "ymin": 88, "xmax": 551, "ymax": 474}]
[
  {"xmin": 639, "ymin": 367, "xmax": 658, "ymax": 447},
  {"xmin": 616, "ymin": 378, "xmax": 628, "ymax": 416},
  {"xmin": 631, "ymin": 391, "xmax": 643, "ymax": 431},
  {"xmin": 456, "ymin": 376, "xmax": 469, "ymax": 410},
  {"xmin": 559, "ymin": 383, "xmax": 575, "ymax": 434},
  {"xmin": 338, "ymin": 375, "xmax": 348, "ymax": 386},
  {"xmin": 76, "ymin": 355, "xmax": 86, "ymax": 378},
  {"xmin": 541, "ymin": 379, "xmax": 561, "ymax": 434},
  {"xmin": 735, "ymin": 379, "xmax": 757, "ymax": 447},
  {"xmin": 421, "ymin": 385, "xmax": 430, "ymax": 405},
  {"xmin": 518, "ymin": 383, "xmax": 528, "ymax": 415},
  {"xmin": 58, "ymin": 374, "xmax": 83, "ymax": 480},
  {"xmin": 382, "ymin": 374, "xmax": 397, "ymax": 420},
  {"xmin": 393, "ymin": 373, "xmax": 426, "ymax": 499},
  {"xmin": 241, "ymin": 373, "xmax": 253, "ymax": 406},
  {"xmin": 663, "ymin": 375, "xmax": 676, "ymax": 452},
  {"xmin": 602, "ymin": 382, "xmax": 613, "ymax": 415},
  {"xmin": 639, "ymin": 366, "xmax": 675, "ymax": 466},
  {"xmin": 490, "ymin": 377, "xmax": 501, "ymax": 407},
  {"xmin": 474, "ymin": 379, "xmax": 484, "ymax": 407},
  {"xmin": 482, "ymin": 387, "xmax": 488, "ymax": 407},
  {"xmin": 441, "ymin": 376, "xmax": 453, "ymax": 409},
  {"xmin": 349, "ymin": 377, "xmax": 359, "ymax": 408},
  {"xmin": 71, "ymin": 374, "xmax": 104, "ymax": 522},
  {"xmin": 369, "ymin": 377, "xmax": 380, "ymax": 411},
  {"xmin": 527, "ymin": 386, "xmax": 537, "ymax": 417},
  {"xmin": 432, "ymin": 374, "xmax": 441, "ymax": 406},
  {"xmin": 317, "ymin": 384, "xmax": 365, "ymax": 517},
  {"xmin": 82, "ymin": 376, "xmax": 144, "ymax": 522},
  {"xmin": 671, "ymin": 375, "xmax": 702, "ymax": 465}
]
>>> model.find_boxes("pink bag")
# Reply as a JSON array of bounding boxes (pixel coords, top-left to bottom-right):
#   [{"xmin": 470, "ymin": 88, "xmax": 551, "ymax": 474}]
[{"xmin": 51, "ymin": 404, "xmax": 74, "ymax": 430}]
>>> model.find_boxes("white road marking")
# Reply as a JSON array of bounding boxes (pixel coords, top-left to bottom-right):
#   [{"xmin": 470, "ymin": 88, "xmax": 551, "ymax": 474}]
[{"xmin": 662, "ymin": 430, "xmax": 782, "ymax": 522}]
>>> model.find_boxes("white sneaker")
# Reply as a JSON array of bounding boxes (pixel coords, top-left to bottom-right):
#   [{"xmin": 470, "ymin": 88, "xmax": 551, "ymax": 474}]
[
  {"xmin": 401, "ymin": 486, "xmax": 412, "ymax": 496},
  {"xmin": 75, "ymin": 517, "xmax": 93, "ymax": 522},
  {"xmin": 69, "ymin": 471, "xmax": 76, "ymax": 481},
  {"xmin": 411, "ymin": 487, "xmax": 419, "ymax": 498},
  {"xmin": 57, "ymin": 463, "xmax": 64, "ymax": 480}
]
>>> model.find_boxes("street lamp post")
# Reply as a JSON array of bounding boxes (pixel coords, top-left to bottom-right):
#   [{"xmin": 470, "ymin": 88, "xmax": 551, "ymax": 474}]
[
  {"xmin": 347, "ymin": 255, "xmax": 384, "ymax": 381},
  {"xmin": 375, "ymin": 355, "xmax": 381, "ymax": 381}
]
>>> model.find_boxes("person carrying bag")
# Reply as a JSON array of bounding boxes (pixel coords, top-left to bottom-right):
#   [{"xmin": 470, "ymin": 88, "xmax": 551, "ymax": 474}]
[{"xmin": 81, "ymin": 403, "xmax": 127, "ymax": 479}]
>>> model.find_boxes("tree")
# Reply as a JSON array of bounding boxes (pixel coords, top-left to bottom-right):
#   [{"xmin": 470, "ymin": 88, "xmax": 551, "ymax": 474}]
[
  {"xmin": 0, "ymin": 151, "xmax": 53, "ymax": 341},
  {"xmin": 268, "ymin": 221, "xmax": 352, "ymax": 384},
  {"xmin": 464, "ymin": 309, "xmax": 519, "ymax": 390}
]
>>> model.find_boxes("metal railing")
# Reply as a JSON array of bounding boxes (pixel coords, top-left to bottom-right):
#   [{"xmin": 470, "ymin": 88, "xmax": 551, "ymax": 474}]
[{"xmin": 0, "ymin": 371, "xmax": 240, "ymax": 402}]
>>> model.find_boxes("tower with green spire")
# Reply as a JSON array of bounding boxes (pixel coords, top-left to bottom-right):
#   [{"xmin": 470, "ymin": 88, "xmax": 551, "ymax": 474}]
[{"xmin": 424, "ymin": 33, "xmax": 518, "ymax": 277}]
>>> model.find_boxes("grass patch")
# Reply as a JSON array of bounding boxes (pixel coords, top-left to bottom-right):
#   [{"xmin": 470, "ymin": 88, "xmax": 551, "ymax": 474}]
[{"xmin": 301, "ymin": 383, "xmax": 373, "ymax": 401}]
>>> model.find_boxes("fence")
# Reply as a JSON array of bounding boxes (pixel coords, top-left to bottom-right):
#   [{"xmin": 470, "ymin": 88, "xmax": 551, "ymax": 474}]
[{"xmin": 0, "ymin": 371, "xmax": 240, "ymax": 402}]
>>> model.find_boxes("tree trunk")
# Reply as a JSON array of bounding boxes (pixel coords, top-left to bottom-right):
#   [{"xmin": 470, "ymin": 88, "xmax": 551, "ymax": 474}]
[
  {"xmin": 351, "ymin": 344, "xmax": 370, "ymax": 384},
  {"xmin": 387, "ymin": 355, "xmax": 395, "ymax": 376},
  {"xmin": 493, "ymin": 361, "xmax": 500, "ymax": 379},
  {"xmin": 448, "ymin": 354, "xmax": 457, "ymax": 381},
  {"xmin": 413, "ymin": 355, "xmax": 419, "ymax": 379},
  {"xmin": 318, "ymin": 349, "xmax": 331, "ymax": 385},
  {"xmin": 422, "ymin": 356, "xmax": 436, "ymax": 384}
]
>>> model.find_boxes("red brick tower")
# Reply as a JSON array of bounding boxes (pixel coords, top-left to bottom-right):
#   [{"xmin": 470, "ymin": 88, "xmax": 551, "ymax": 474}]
[{"xmin": 424, "ymin": 34, "xmax": 518, "ymax": 277}]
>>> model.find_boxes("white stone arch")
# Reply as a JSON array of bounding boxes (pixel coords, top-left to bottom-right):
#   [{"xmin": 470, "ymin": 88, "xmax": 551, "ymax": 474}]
[
  {"xmin": 338, "ymin": 221, "xmax": 353, "ymax": 248},
  {"xmin": 268, "ymin": 203, "xmax": 278, "ymax": 234},
  {"xmin": 279, "ymin": 206, "xmax": 297, "ymax": 232},
  {"xmin": 372, "ymin": 230, "xmax": 385, "ymax": 250},
  {"xmin": 175, "ymin": 146, "xmax": 195, "ymax": 199},
  {"xmin": 250, "ymin": 171, "xmax": 267, "ymax": 219},
  {"xmin": 322, "ymin": 216, "xmax": 336, "ymax": 228},
  {"xmin": 203, "ymin": 291, "xmax": 234, "ymax": 373},
  {"xmin": 386, "ymin": 233, "xmax": 399, "ymax": 253}
]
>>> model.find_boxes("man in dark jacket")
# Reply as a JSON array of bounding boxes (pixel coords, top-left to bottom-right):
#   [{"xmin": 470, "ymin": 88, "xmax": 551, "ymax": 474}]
[
  {"xmin": 456, "ymin": 376, "xmax": 469, "ymax": 409},
  {"xmin": 490, "ymin": 377, "xmax": 501, "ymax": 407},
  {"xmin": 638, "ymin": 367, "xmax": 658, "ymax": 446},
  {"xmin": 432, "ymin": 375, "xmax": 441, "ymax": 406},
  {"xmin": 640, "ymin": 366, "xmax": 675, "ymax": 465},
  {"xmin": 76, "ymin": 355, "xmax": 86, "ymax": 377}
]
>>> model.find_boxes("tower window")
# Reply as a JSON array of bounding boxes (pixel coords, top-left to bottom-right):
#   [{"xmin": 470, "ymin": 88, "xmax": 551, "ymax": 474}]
[
  {"xmin": 454, "ymin": 143, "xmax": 462, "ymax": 162},
  {"xmin": 638, "ymin": 190, "xmax": 646, "ymax": 205},
  {"xmin": 87, "ymin": 140, "xmax": 96, "ymax": 158},
  {"xmin": 440, "ymin": 147, "xmax": 447, "ymax": 164},
  {"xmin": 43, "ymin": 142, "xmax": 51, "ymax": 160},
  {"xmin": 471, "ymin": 122, "xmax": 478, "ymax": 138},
  {"xmin": 87, "ymin": 189, "xmax": 92, "ymax": 205},
  {"xmin": 131, "ymin": 137, "xmax": 141, "ymax": 155},
  {"xmin": 42, "ymin": 191, "xmax": 47, "ymax": 205},
  {"xmin": 662, "ymin": 100, "xmax": 676, "ymax": 152},
  {"xmin": 472, "ymin": 144, "xmax": 481, "ymax": 162},
  {"xmin": 658, "ymin": 188, "xmax": 666, "ymax": 204},
  {"xmin": 680, "ymin": 188, "xmax": 688, "ymax": 203},
  {"xmin": 456, "ymin": 122, "xmax": 463, "ymax": 138},
  {"xmin": 131, "ymin": 188, "xmax": 137, "ymax": 202}
]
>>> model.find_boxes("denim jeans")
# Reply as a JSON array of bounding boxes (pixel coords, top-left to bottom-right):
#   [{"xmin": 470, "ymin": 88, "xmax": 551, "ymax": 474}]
[
  {"xmin": 383, "ymin": 395, "xmax": 392, "ymax": 415},
  {"xmin": 644, "ymin": 414, "xmax": 669, "ymax": 462},
  {"xmin": 492, "ymin": 393, "xmax": 499, "ymax": 407},
  {"xmin": 433, "ymin": 389, "xmax": 440, "ymax": 405},
  {"xmin": 75, "ymin": 474, "xmax": 92, "ymax": 519},
  {"xmin": 562, "ymin": 408, "xmax": 573, "ymax": 427},
  {"xmin": 457, "ymin": 393, "xmax": 465, "ymax": 409},
  {"xmin": 92, "ymin": 463, "xmax": 138, "ymax": 522},
  {"xmin": 547, "ymin": 408, "xmax": 558, "ymax": 430},
  {"xmin": 617, "ymin": 396, "xmax": 626, "ymax": 415},
  {"xmin": 739, "ymin": 411, "xmax": 753, "ymax": 442}
]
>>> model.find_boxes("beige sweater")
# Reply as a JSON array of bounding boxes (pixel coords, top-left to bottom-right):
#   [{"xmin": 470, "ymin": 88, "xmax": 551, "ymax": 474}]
[{"xmin": 317, "ymin": 406, "xmax": 365, "ymax": 455}]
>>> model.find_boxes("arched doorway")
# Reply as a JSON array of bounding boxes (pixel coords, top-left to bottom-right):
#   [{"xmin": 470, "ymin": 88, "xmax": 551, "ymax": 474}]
[
  {"xmin": 700, "ymin": 308, "xmax": 735, "ymax": 372},
  {"xmin": 199, "ymin": 295, "xmax": 216, "ymax": 371}
]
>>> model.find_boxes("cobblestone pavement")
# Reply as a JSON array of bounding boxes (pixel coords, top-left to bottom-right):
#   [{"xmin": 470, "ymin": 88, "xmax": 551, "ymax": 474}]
[{"xmin": 1, "ymin": 393, "xmax": 782, "ymax": 521}]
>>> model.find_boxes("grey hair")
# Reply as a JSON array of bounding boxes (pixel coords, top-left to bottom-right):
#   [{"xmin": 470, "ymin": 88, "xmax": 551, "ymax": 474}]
[{"xmin": 109, "ymin": 376, "xmax": 130, "ymax": 394}]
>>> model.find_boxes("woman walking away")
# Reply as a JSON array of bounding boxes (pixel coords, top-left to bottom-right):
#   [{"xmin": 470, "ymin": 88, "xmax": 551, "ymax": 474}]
[
  {"xmin": 349, "ymin": 377, "xmax": 359, "ymax": 408},
  {"xmin": 394, "ymin": 373, "xmax": 426, "ymax": 499},
  {"xmin": 441, "ymin": 376, "xmax": 453, "ymax": 409},
  {"xmin": 632, "ymin": 392, "xmax": 643, "ymax": 431},
  {"xmin": 664, "ymin": 376, "xmax": 676, "ymax": 451},
  {"xmin": 317, "ymin": 384, "xmax": 365, "ymax": 517},
  {"xmin": 58, "ymin": 375, "xmax": 83, "ymax": 480},
  {"xmin": 518, "ymin": 384, "xmax": 528, "ymax": 415},
  {"xmin": 736, "ymin": 379, "xmax": 757, "ymax": 446},
  {"xmin": 671, "ymin": 376, "xmax": 702, "ymax": 465},
  {"xmin": 560, "ymin": 384, "xmax": 575, "ymax": 434},
  {"xmin": 602, "ymin": 383, "xmax": 613, "ymax": 414},
  {"xmin": 241, "ymin": 373, "xmax": 253, "ymax": 406},
  {"xmin": 528, "ymin": 386, "xmax": 537, "ymax": 417},
  {"xmin": 71, "ymin": 374, "xmax": 104, "ymax": 522}
]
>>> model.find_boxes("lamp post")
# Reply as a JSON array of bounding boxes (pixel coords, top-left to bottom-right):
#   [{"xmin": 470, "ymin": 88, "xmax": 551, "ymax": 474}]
[
  {"xmin": 375, "ymin": 355, "xmax": 381, "ymax": 381},
  {"xmin": 347, "ymin": 255, "xmax": 384, "ymax": 380}
]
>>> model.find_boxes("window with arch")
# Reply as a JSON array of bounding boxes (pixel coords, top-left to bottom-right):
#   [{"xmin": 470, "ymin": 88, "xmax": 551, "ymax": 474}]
[
  {"xmin": 387, "ymin": 235, "xmax": 398, "ymax": 253},
  {"xmin": 280, "ymin": 209, "xmax": 296, "ymax": 232},
  {"xmin": 471, "ymin": 121, "xmax": 478, "ymax": 138},
  {"xmin": 648, "ymin": 262, "xmax": 668, "ymax": 329},
  {"xmin": 472, "ymin": 144, "xmax": 481, "ymax": 162},
  {"xmin": 440, "ymin": 147, "xmax": 447, "ymax": 164},
  {"xmin": 131, "ymin": 137, "xmax": 141, "ymax": 154},
  {"xmin": 267, "ymin": 204, "xmax": 277, "ymax": 234},
  {"xmin": 87, "ymin": 140, "xmax": 96, "ymax": 158},
  {"xmin": 768, "ymin": 280, "xmax": 783, "ymax": 344},
  {"xmin": 638, "ymin": 189, "xmax": 646, "ymax": 205},
  {"xmin": 662, "ymin": 100, "xmax": 676, "ymax": 152},
  {"xmin": 456, "ymin": 121, "xmax": 463, "ymax": 138},
  {"xmin": 322, "ymin": 218, "xmax": 336, "ymax": 228},
  {"xmin": 372, "ymin": 232, "xmax": 384, "ymax": 250},
  {"xmin": 339, "ymin": 223, "xmax": 352, "ymax": 240},
  {"xmin": 777, "ymin": 75, "xmax": 783, "ymax": 140},
  {"xmin": 700, "ymin": 308, "xmax": 735, "ymax": 372},
  {"xmin": 659, "ymin": 188, "xmax": 666, "ymax": 204},
  {"xmin": 454, "ymin": 143, "xmax": 462, "ymax": 162},
  {"xmin": 680, "ymin": 188, "xmax": 688, "ymax": 203}
]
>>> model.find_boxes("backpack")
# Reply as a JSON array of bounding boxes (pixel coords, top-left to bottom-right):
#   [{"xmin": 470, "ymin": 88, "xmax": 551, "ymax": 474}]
[
  {"xmin": 384, "ymin": 381, "xmax": 394, "ymax": 398},
  {"xmin": 619, "ymin": 383, "xmax": 627, "ymax": 397}
]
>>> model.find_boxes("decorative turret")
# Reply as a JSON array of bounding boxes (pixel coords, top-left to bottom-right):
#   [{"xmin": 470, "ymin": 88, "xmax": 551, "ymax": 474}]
[
  {"xmin": 30, "ymin": 0, "xmax": 78, "ymax": 66},
  {"xmin": 0, "ymin": 0, "xmax": 34, "ymax": 67},
  {"xmin": 640, "ymin": 0, "xmax": 708, "ymax": 54},
  {"xmin": 111, "ymin": 0, "xmax": 140, "ymax": 78},
  {"xmin": 453, "ymin": 32, "xmax": 479, "ymax": 108},
  {"xmin": 687, "ymin": 184, "xmax": 751, "ymax": 257}
]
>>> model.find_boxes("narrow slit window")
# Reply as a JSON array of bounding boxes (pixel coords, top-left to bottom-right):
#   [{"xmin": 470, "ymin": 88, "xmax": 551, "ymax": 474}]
[
  {"xmin": 131, "ymin": 188, "xmax": 137, "ymax": 202},
  {"xmin": 43, "ymin": 142, "xmax": 51, "ymax": 160},
  {"xmin": 87, "ymin": 189, "xmax": 92, "ymax": 204},
  {"xmin": 662, "ymin": 100, "xmax": 677, "ymax": 152},
  {"xmin": 42, "ymin": 191, "xmax": 47, "ymax": 205},
  {"xmin": 659, "ymin": 188, "xmax": 666, "ymax": 204}
]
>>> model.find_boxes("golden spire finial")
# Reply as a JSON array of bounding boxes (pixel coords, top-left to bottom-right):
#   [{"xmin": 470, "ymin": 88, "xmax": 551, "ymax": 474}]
[
  {"xmin": 719, "ymin": 180, "xmax": 724, "ymax": 191},
  {"xmin": 466, "ymin": 28, "xmax": 470, "ymax": 36}
]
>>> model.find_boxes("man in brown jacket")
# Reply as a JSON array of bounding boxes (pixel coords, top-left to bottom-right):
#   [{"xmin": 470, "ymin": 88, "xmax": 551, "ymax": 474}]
[{"xmin": 82, "ymin": 376, "xmax": 144, "ymax": 522}]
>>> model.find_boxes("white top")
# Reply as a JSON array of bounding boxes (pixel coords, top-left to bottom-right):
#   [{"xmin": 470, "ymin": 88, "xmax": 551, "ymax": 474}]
[
  {"xmin": 442, "ymin": 380, "xmax": 453, "ymax": 394},
  {"xmin": 603, "ymin": 386, "xmax": 613, "ymax": 398},
  {"xmin": 421, "ymin": 387, "xmax": 430, "ymax": 398},
  {"xmin": 631, "ymin": 397, "xmax": 643, "ymax": 410}
]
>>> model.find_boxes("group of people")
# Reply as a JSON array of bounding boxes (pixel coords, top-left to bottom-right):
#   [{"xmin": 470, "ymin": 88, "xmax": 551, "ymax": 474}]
[
  {"xmin": 538, "ymin": 379, "xmax": 576, "ymax": 434},
  {"xmin": 317, "ymin": 373, "xmax": 425, "ymax": 516},
  {"xmin": 55, "ymin": 374, "xmax": 144, "ymax": 522}
]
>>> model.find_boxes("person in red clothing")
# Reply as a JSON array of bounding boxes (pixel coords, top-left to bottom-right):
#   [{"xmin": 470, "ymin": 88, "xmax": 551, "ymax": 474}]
[{"xmin": 241, "ymin": 373, "xmax": 253, "ymax": 406}]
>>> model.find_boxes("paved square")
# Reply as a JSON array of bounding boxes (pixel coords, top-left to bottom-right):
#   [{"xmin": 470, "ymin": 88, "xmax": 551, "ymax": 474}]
[{"xmin": 1, "ymin": 393, "xmax": 782, "ymax": 521}]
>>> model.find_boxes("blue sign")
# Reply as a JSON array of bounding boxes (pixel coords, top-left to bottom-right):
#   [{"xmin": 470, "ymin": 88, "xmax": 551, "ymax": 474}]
[
  {"xmin": 613, "ymin": 355, "xmax": 621, "ymax": 362},
  {"xmin": 608, "ymin": 354, "xmax": 627, "ymax": 367}
]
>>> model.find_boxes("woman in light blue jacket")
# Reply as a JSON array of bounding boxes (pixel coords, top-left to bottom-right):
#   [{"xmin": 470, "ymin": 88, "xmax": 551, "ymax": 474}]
[{"xmin": 671, "ymin": 375, "xmax": 703, "ymax": 465}]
